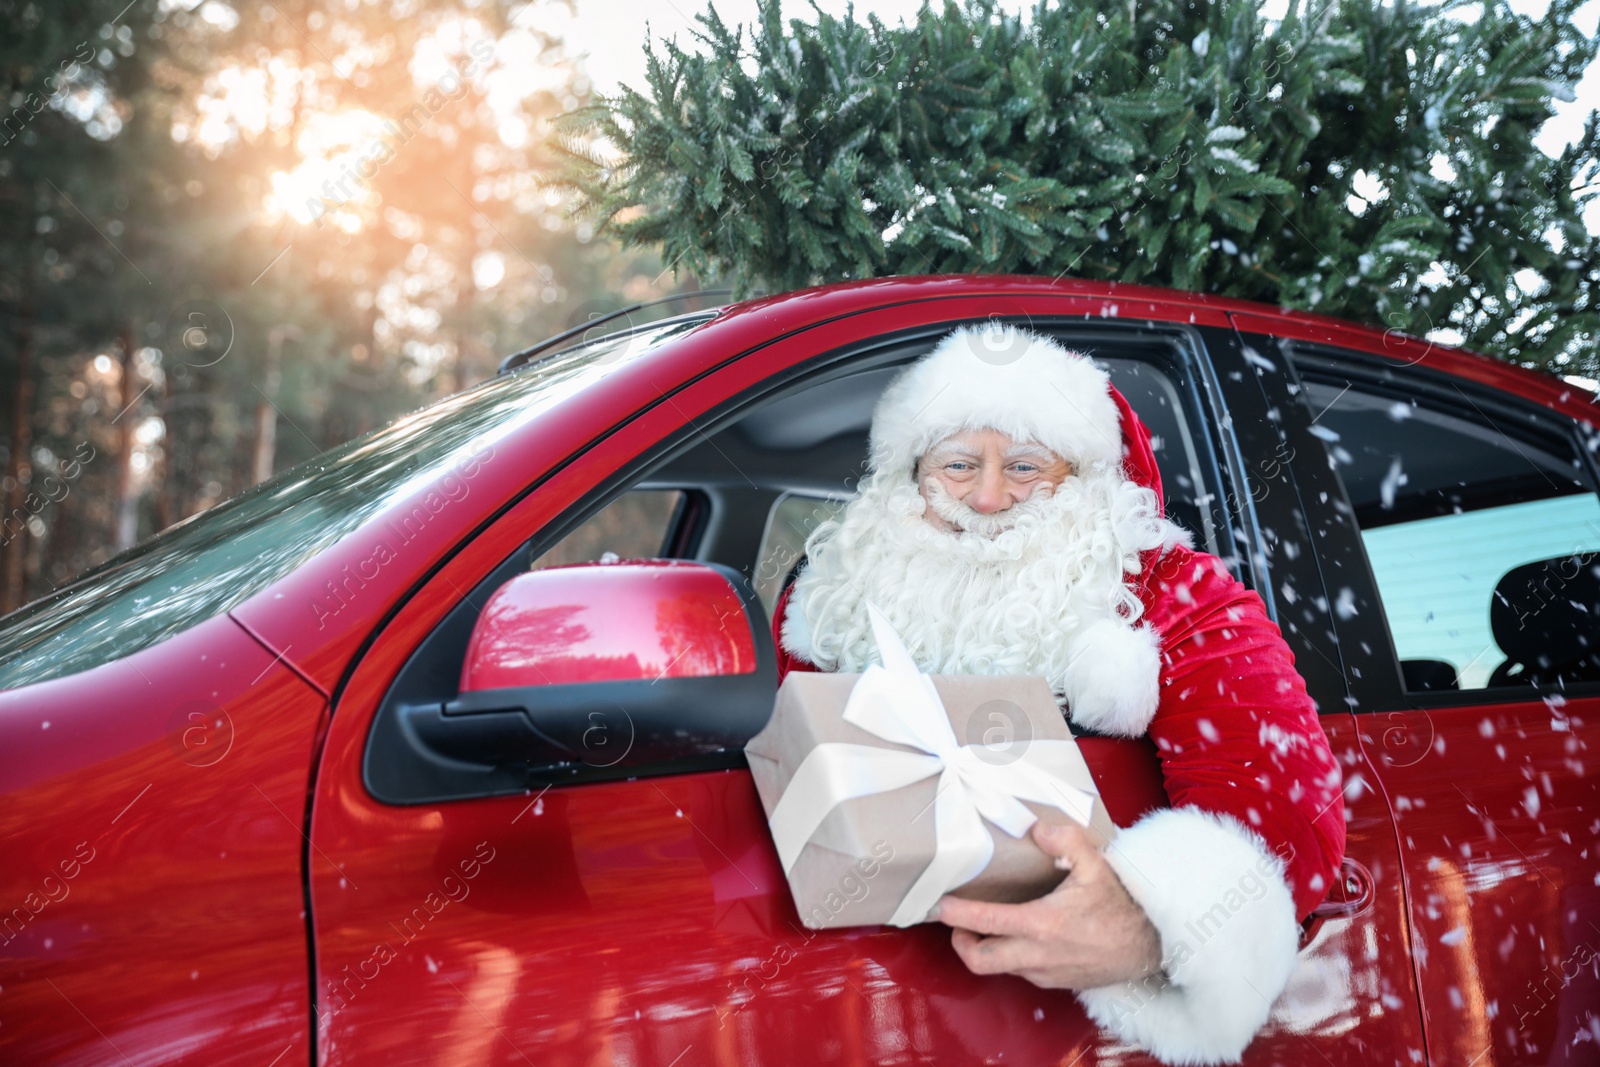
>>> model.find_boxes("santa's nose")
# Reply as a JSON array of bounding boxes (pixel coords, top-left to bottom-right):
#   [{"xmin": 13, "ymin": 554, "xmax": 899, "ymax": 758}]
[{"xmin": 967, "ymin": 473, "xmax": 1012, "ymax": 513}]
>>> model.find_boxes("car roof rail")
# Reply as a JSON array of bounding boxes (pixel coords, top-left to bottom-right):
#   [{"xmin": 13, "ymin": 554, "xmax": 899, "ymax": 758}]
[{"xmin": 496, "ymin": 289, "xmax": 733, "ymax": 375}]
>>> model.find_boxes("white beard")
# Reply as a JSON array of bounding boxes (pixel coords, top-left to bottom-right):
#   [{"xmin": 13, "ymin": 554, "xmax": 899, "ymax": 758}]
[{"xmin": 782, "ymin": 467, "xmax": 1186, "ymax": 730}]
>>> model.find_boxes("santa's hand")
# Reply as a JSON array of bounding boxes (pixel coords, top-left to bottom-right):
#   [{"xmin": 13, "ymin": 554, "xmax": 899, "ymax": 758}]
[{"xmin": 933, "ymin": 820, "xmax": 1164, "ymax": 990}]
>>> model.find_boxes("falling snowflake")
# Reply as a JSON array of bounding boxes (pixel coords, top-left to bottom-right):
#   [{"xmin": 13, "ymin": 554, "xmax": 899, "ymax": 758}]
[{"xmin": 1379, "ymin": 457, "xmax": 1407, "ymax": 509}]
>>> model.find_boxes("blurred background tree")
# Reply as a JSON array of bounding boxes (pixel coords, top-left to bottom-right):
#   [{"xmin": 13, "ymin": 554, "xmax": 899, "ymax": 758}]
[
  {"xmin": 0, "ymin": 0, "xmax": 682, "ymax": 612},
  {"xmin": 560, "ymin": 0, "xmax": 1600, "ymax": 369}
]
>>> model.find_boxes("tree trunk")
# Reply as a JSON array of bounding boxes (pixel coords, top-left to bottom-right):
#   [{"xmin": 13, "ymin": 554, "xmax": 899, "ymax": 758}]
[
  {"xmin": 112, "ymin": 322, "xmax": 140, "ymax": 551},
  {"xmin": 251, "ymin": 327, "xmax": 289, "ymax": 484},
  {"xmin": 1, "ymin": 259, "xmax": 36, "ymax": 615},
  {"xmin": 154, "ymin": 351, "xmax": 173, "ymax": 533}
]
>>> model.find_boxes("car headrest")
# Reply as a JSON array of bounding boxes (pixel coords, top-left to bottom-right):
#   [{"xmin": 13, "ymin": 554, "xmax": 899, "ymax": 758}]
[{"xmin": 1490, "ymin": 553, "xmax": 1600, "ymax": 669}]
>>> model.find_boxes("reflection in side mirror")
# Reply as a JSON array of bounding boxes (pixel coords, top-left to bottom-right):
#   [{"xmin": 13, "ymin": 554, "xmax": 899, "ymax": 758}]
[
  {"xmin": 399, "ymin": 560, "xmax": 776, "ymax": 785},
  {"xmin": 460, "ymin": 560, "xmax": 761, "ymax": 689}
]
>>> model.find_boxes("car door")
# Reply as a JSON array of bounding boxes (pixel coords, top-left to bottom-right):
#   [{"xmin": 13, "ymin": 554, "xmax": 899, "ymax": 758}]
[
  {"xmin": 1197, "ymin": 321, "xmax": 1430, "ymax": 1061},
  {"xmin": 308, "ymin": 294, "xmax": 1420, "ymax": 1065},
  {"xmin": 1235, "ymin": 312, "xmax": 1600, "ymax": 1066}
]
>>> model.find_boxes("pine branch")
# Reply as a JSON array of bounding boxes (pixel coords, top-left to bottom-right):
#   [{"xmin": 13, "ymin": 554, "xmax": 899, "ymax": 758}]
[{"xmin": 554, "ymin": 0, "xmax": 1600, "ymax": 365}]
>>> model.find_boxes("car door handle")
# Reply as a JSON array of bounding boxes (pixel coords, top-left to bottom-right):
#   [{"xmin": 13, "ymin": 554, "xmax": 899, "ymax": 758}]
[
  {"xmin": 1308, "ymin": 857, "xmax": 1375, "ymax": 920},
  {"xmin": 401, "ymin": 702, "xmax": 581, "ymax": 768}
]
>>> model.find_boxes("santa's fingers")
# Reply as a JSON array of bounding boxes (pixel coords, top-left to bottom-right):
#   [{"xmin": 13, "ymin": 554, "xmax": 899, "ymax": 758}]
[
  {"xmin": 948, "ymin": 927, "xmax": 1055, "ymax": 977},
  {"xmin": 1032, "ymin": 819, "xmax": 1104, "ymax": 876},
  {"xmin": 933, "ymin": 895, "xmax": 1044, "ymax": 938}
]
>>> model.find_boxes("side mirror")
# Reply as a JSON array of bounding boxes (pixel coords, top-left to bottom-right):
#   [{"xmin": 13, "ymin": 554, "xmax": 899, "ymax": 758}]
[{"xmin": 395, "ymin": 560, "xmax": 776, "ymax": 786}]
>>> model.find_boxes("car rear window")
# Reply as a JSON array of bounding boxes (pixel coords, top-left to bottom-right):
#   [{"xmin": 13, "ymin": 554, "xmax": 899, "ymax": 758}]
[
  {"xmin": 1299, "ymin": 373, "xmax": 1600, "ymax": 691},
  {"xmin": 0, "ymin": 317, "xmax": 710, "ymax": 692}
]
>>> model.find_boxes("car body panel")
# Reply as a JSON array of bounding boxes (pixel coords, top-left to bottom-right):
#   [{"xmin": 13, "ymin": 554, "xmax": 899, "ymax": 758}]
[
  {"xmin": 1228, "ymin": 311, "xmax": 1600, "ymax": 1066},
  {"xmin": 0, "ymin": 612, "xmax": 323, "ymax": 1065},
  {"xmin": 1354, "ymin": 701, "xmax": 1600, "ymax": 1065}
]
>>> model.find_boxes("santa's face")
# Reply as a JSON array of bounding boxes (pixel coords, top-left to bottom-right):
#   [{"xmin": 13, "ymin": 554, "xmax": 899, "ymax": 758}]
[{"xmin": 915, "ymin": 429, "xmax": 1075, "ymax": 536}]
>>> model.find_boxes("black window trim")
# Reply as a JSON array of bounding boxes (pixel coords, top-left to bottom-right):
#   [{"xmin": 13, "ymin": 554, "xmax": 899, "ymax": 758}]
[
  {"xmin": 660, "ymin": 490, "xmax": 711, "ymax": 558},
  {"xmin": 1201, "ymin": 325, "xmax": 1353, "ymax": 717}
]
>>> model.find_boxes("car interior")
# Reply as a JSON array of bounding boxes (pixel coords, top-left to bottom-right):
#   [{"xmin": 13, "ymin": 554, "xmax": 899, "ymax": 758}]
[
  {"xmin": 631, "ymin": 342, "xmax": 1226, "ymax": 617},
  {"xmin": 366, "ymin": 322, "xmax": 1237, "ymax": 804}
]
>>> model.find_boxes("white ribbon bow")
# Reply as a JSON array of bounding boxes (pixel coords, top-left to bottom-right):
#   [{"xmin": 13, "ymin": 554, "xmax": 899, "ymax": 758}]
[{"xmin": 768, "ymin": 603, "xmax": 1100, "ymax": 927}]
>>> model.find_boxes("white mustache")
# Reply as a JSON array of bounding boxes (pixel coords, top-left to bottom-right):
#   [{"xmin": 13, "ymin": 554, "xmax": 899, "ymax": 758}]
[{"xmin": 921, "ymin": 479, "xmax": 1056, "ymax": 538}]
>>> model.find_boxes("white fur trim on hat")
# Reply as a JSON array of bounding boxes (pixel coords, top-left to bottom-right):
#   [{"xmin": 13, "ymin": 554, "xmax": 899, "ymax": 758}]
[
  {"xmin": 868, "ymin": 325, "xmax": 1123, "ymax": 477},
  {"xmin": 1063, "ymin": 619, "xmax": 1163, "ymax": 737},
  {"xmin": 1076, "ymin": 808, "xmax": 1301, "ymax": 1066}
]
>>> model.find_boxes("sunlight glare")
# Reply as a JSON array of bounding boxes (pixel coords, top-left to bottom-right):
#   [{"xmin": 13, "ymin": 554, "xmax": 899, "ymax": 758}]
[
  {"xmin": 473, "ymin": 251, "xmax": 506, "ymax": 290},
  {"xmin": 189, "ymin": 58, "xmax": 302, "ymax": 152},
  {"xmin": 265, "ymin": 108, "xmax": 392, "ymax": 228}
]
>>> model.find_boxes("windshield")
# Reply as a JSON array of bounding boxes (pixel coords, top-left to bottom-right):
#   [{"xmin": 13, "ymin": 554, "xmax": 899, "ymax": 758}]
[{"xmin": 0, "ymin": 317, "xmax": 711, "ymax": 692}]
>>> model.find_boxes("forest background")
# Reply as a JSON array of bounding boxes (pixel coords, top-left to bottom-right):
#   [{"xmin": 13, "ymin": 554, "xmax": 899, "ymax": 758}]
[{"xmin": 3, "ymin": 0, "xmax": 1599, "ymax": 614}]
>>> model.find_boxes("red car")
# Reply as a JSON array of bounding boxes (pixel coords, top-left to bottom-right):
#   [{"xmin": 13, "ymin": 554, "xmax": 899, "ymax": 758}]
[{"xmin": 2, "ymin": 275, "xmax": 1596, "ymax": 1065}]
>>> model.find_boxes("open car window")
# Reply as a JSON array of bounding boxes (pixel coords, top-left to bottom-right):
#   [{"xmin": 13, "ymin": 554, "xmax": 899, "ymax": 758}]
[
  {"xmin": 369, "ymin": 320, "xmax": 1240, "ymax": 803},
  {"xmin": 675, "ymin": 344, "xmax": 1230, "ymax": 580}
]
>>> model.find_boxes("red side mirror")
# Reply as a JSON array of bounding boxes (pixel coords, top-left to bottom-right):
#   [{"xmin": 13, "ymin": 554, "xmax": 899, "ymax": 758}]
[
  {"xmin": 406, "ymin": 560, "xmax": 776, "ymax": 780},
  {"xmin": 461, "ymin": 560, "xmax": 760, "ymax": 691}
]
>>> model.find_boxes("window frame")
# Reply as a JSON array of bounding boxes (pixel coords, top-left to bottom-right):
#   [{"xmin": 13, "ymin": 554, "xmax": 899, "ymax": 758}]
[
  {"xmin": 365, "ymin": 318, "xmax": 1270, "ymax": 804},
  {"xmin": 526, "ymin": 487, "xmax": 709, "ymax": 572},
  {"xmin": 1285, "ymin": 341, "xmax": 1600, "ymax": 710}
]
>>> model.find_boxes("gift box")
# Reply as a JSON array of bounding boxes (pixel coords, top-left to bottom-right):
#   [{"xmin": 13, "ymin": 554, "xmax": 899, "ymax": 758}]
[{"xmin": 746, "ymin": 607, "xmax": 1117, "ymax": 930}]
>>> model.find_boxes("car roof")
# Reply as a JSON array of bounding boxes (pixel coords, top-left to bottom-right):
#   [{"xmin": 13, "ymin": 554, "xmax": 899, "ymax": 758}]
[{"xmin": 541, "ymin": 274, "xmax": 1596, "ymax": 423}]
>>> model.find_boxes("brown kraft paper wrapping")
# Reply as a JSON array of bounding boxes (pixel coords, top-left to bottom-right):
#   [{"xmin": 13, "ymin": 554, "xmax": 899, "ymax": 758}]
[{"xmin": 746, "ymin": 672, "xmax": 1118, "ymax": 930}]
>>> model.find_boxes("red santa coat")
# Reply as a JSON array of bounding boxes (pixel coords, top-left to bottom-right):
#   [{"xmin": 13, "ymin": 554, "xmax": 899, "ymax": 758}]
[
  {"xmin": 769, "ymin": 372, "xmax": 1346, "ymax": 1065},
  {"xmin": 773, "ymin": 542, "xmax": 1345, "ymax": 921}
]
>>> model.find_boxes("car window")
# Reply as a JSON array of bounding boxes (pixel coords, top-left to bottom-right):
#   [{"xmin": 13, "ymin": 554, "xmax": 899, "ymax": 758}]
[
  {"xmin": 1298, "ymin": 373, "xmax": 1600, "ymax": 692},
  {"xmin": 531, "ymin": 490, "xmax": 686, "ymax": 570},
  {"xmin": 727, "ymin": 348, "xmax": 1227, "ymax": 619},
  {"xmin": 725, "ymin": 345, "xmax": 1226, "ymax": 620},
  {"xmin": 752, "ymin": 492, "xmax": 847, "ymax": 617},
  {"xmin": 0, "ymin": 318, "xmax": 710, "ymax": 692},
  {"xmin": 1097, "ymin": 355, "xmax": 1221, "ymax": 560}
]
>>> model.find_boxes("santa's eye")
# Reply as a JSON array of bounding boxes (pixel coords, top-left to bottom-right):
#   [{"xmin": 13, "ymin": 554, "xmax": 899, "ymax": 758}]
[{"xmin": 1009, "ymin": 462, "xmax": 1039, "ymax": 475}]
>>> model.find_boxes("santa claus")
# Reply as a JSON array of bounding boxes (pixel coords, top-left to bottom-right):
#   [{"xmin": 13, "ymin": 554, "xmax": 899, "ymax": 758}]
[{"xmin": 771, "ymin": 325, "xmax": 1347, "ymax": 1066}]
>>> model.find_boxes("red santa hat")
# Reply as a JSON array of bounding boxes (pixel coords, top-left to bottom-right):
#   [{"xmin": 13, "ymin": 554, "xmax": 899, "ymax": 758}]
[
  {"xmin": 863, "ymin": 323, "xmax": 1183, "ymax": 737},
  {"xmin": 868, "ymin": 325, "xmax": 1129, "ymax": 475}
]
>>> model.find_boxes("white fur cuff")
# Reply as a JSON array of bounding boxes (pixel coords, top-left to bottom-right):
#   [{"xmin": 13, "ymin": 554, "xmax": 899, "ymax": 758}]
[
  {"xmin": 1076, "ymin": 808, "xmax": 1300, "ymax": 1065},
  {"xmin": 1063, "ymin": 619, "xmax": 1163, "ymax": 737}
]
